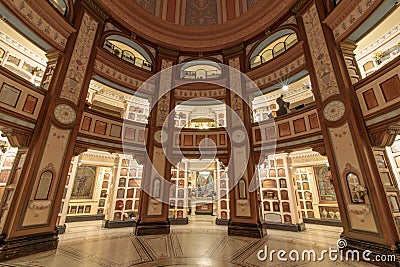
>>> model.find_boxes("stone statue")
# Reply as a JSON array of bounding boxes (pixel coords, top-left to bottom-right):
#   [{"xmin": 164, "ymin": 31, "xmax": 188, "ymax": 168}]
[{"xmin": 276, "ymin": 95, "xmax": 290, "ymax": 116}]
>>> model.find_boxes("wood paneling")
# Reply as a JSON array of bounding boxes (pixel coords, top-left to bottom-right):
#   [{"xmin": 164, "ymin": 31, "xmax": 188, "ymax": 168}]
[
  {"xmin": 278, "ymin": 123, "xmax": 291, "ymax": 137},
  {"xmin": 22, "ymin": 95, "xmax": 38, "ymax": 114},
  {"xmin": 124, "ymin": 128, "xmax": 136, "ymax": 140},
  {"xmin": 110, "ymin": 124, "xmax": 122, "ymax": 138},
  {"xmin": 380, "ymin": 75, "xmax": 400, "ymax": 102},
  {"xmin": 81, "ymin": 117, "xmax": 92, "ymax": 131},
  {"xmin": 362, "ymin": 89, "xmax": 378, "ymax": 110},
  {"xmin": 308, "ymin": 113, "xmax": 319, "ymax": 129},
  {"xmin": 293, "ymin": 118, "xmax": 306, "ymax": 133},
  {"xmin": 184, "ymin": 135, "xmax": 193, "ymax": 146}
]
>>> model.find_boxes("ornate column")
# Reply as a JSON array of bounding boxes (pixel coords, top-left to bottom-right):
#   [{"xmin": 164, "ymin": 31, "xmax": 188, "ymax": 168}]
[
  {"xmin": 224, "ymin": 46, "xmax": 265, "ymax": 238},
  {"xmin": 0, "ymin": 0, "xmax": 108, "ymax": 260},
  {"xmin": 135, "ymin": 48, "xmax": 178, "ymax": 235},
  {"xmin": 295, "ymin": 0, "xmax": 400, "ymax": 259}
]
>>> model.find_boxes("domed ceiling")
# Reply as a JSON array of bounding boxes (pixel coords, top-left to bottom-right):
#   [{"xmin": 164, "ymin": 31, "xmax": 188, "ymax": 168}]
[
  {"xmin": 134, "ymin": 0, "xmax": 263, "ymax": 26},
  {"xmin": 99, "ymin": 0, "xmax": 297, "ymax": 51}
]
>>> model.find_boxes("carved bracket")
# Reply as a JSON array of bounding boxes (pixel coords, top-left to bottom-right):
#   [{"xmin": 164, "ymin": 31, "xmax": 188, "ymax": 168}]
[
  {"xmin": 1, "ymin": 128, "xmax": 32, "ymax": 149},
  {"xmin": 310, "ymin": 143, "xmax": 327, "ymax": 156},
  {"xmin": 369, "ymin": 124, "xmax": 400, "ymax": 147},
  {"xmin": 73, "ymin": 145, "xmax": 88, "ymax": 156}
]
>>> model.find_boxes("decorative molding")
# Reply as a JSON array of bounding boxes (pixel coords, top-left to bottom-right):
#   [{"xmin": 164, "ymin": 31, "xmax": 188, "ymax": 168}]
[
  {"xmin": 82, "ymin": 0, "xmax": 110, "ymax": 21},
  {"xmin": 157, "ymin": 47, "xmax": 179, "ymax": 57},
  {"xmin": 223, "ymin": 44, "xmax": 244, "ymax": 56},
  {"xmin": 174, "ymin": 88, "xmax": 226, "ymax": 98},
  {"xmin": 369, "ymin": 124, "xmax": 400, "ymax": 147},
  {"xmin": 5, "ymin": 0, "xmax": 70, "ymax": 50},
  {"xmin": 93, "ymin": 56, "xmax": 154, "ymax": 93}
]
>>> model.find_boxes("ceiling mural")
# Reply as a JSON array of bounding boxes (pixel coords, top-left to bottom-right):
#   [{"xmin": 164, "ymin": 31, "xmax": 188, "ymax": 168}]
[
  {"xmin": 185, "ymin": 0, "xmax": 218, "ymax": 26},
  {"xmin": 131, "ymin": 0, "xmax": 264, "ymax": 26}
]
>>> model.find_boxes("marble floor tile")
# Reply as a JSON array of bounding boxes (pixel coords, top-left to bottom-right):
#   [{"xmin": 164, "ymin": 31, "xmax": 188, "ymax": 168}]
[{"xmin": 0, "ymin": 220, "xmax": 375, "ymax": 267}]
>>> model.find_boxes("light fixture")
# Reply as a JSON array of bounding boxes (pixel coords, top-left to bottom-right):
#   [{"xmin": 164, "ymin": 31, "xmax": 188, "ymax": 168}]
[{"xmin": 282, "ymin": 85, "xmax": 289, "ymax": 91}]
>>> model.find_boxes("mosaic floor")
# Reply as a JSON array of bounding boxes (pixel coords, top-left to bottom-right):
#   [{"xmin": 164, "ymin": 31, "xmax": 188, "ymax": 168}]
[{"xmin": 0, "ymin": 217, "xmax": 372, "ymax": 266}]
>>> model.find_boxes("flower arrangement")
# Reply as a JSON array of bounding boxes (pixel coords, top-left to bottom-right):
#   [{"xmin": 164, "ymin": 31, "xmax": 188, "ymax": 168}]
[{"xmin": 374, "ymin": 51, "xmax": 383, "ymax": 61}]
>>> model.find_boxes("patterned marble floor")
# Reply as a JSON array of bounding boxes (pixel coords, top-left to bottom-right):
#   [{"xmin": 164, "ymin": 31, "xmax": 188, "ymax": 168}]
[{"xmin": 0, "ymin": 218, "xmax": 373, "ymax": 267}]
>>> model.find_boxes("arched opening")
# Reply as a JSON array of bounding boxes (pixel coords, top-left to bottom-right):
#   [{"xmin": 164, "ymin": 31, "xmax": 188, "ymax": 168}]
[
  {"xmin": 179, "ymin": 60, "xmax": 222, "ymax": 79},
  {"xmin": 169, "ymin": 159, "xmax": 230, "ymax": 226},
  {"xmin": 103, "ymin": 35, "xmax": 153, "ymax": 71},
  {"xmin": 175, "ymin": 101, "xmax": 226, "ymax": 128},
  {"xmin": 250, "ymin": 29, "xmax": 298, "ymax": 68},
  {"xmin": 48, "ymin": 0, "xmax": 70, "ymax": 17}
]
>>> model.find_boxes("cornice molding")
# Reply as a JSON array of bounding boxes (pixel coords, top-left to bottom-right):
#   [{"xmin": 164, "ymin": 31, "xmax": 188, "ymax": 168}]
[{"xmin": 369, "ymin": 124, "xmax": 400, "ymax": 148}]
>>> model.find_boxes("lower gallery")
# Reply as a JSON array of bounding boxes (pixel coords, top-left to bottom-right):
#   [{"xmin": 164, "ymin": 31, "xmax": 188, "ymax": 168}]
[{"xmin": 0, "ymin": 0, "xmax": 399, "ymax": 266}]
